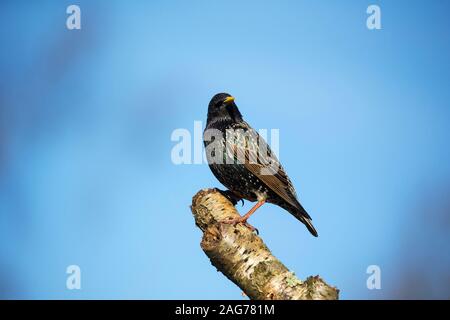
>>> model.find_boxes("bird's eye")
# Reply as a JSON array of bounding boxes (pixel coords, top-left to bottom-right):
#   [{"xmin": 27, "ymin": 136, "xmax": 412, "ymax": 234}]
[{"xmin": 215, "ymin": 101, "xmax": 223, "ymax": 107}]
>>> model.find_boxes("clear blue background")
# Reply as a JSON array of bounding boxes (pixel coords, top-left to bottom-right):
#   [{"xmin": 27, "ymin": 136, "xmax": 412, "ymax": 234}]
[{"xmin": 0, "ymin": 0, "xmax": 449, "ymax": 299}]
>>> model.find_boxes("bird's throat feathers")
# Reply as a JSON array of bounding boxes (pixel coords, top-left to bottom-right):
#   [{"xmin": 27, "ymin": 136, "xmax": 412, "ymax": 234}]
[
  {"xmin": 225, "ymin": 103, "xmax": 243, "ymax": 123},
  {"xmin": 207, "ymin": 103, "xmax": 243, "ymax": 127}
]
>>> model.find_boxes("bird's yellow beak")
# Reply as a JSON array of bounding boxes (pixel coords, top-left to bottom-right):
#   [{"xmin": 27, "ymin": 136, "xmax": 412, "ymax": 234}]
[{"xmin": 223, "ymin": 96, "xmax": 235, "ymax": 104}]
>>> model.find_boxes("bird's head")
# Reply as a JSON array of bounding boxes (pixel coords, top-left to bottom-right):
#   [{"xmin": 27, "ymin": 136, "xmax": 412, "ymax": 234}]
[{"xmin": 207, "ymin": 93, "xmax": 243, "ymax": 124}]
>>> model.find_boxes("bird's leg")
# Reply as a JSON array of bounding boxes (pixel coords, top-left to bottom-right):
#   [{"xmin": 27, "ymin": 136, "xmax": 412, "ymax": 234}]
[
  {"xmin": 215, "ymin": 189, "xmax": 244, "ymax": 206},
  {"xmin": 241, "ymin": 200, "xmax": 266, "ymax": 221},
  {"xmin": 223, "ymin": 200, "xmax": 266, "ymax": 233}
]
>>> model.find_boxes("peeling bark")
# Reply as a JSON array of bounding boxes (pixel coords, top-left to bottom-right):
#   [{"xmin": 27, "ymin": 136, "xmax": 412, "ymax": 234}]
[{"xmin": 191, "ymin": 188, "xmax": 339, "ymax": 300}]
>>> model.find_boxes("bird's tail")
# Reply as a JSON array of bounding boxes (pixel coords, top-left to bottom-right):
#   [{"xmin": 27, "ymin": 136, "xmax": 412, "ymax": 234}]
[
  {"xmin": 298, "ymin": 215, "xmax": 318, "ymax": 237},
  {"xmin": 288, "ymin": 204, "xmax": 318, "ymax": 237}
]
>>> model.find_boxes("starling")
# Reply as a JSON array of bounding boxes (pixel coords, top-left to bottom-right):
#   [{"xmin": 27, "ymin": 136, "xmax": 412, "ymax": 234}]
[{"xmin": 203, "ymin": 93, "xmax": 318, "ymax": 237}]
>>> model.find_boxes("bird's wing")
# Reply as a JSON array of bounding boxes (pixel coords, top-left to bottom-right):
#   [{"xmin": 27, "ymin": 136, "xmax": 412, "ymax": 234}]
[{"xmin": 226, "ymin": 123, "xmax": 300, "ymax": 209}]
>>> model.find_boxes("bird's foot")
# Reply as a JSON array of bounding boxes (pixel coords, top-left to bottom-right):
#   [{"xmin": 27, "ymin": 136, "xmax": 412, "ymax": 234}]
[
  {"xmin": 222, "ymin": 216, "xmax": 259, "ymax": 235},
  {"xmin": 215, "ymin": 189, "xmax": 244, "ymax": 206}
]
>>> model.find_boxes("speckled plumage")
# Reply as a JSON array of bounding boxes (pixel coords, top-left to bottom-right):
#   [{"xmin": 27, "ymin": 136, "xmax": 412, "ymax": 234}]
[{"xmin": 203, "ymin": 93, "xmax": 318, "ymax": 237}]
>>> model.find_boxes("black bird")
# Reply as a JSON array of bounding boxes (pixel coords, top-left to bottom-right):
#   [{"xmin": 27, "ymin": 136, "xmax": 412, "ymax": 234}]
[{"xmin": 203, "ymin": 93, "xmax": 318, "ymax": 237}]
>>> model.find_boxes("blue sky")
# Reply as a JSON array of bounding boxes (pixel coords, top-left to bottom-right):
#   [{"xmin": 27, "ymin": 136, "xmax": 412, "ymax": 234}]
[{"xmin": 0, "ymin": 1, "xmax": 449, "ymax": 299}]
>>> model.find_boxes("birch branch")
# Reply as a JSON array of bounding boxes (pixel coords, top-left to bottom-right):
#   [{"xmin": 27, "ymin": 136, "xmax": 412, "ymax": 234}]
[{"xmin": 190, "ymin": 188, "xmax": 339, "ymax": 300}]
